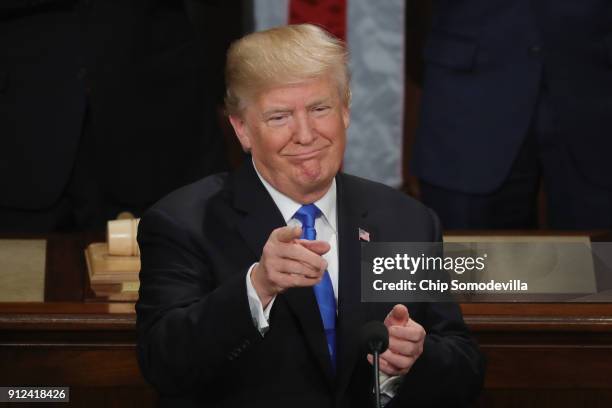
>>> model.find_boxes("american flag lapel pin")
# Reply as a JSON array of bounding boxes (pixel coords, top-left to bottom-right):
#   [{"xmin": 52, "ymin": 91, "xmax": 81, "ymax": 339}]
[{"xmin": 358, "ymin": 227, "xmax": 370, "ymax": 242}]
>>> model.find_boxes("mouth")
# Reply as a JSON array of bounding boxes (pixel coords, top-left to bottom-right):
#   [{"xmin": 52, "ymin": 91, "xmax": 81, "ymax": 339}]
[{"xmin": 285, "ymin": 147, "xmax": 326, "ymax": 160}]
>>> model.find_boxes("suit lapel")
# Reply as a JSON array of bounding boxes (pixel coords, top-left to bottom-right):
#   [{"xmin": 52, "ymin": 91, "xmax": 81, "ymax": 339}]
[
  {"xmin": 232, "ymin": 159, "xmax": 335, "ymax": 386},
  {"xmin": 335, "ymin": 173, "xmax": 372, "ymax": 396},
  {"xmin": 232, "ymin": 159, "xmax": 286, "ymax": 258}
]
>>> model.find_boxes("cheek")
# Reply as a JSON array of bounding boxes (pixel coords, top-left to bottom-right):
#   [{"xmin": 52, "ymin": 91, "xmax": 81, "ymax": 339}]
[
  {"xmin": 327, "ymin": 122, "xmax": 347, "ymax": 153},
  {"xmin": 254, "ymin": 128, "xmax": 291, "ymax": 155},
  {"xmin": 320, "ymin": 134, "xmax": 345, "ymax": 173}
]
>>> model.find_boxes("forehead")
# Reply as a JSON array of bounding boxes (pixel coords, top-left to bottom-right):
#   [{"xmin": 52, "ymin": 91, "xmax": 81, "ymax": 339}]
[{"xmin": 252, "ymin": 77, "xmax": 340, "ymax": 110}]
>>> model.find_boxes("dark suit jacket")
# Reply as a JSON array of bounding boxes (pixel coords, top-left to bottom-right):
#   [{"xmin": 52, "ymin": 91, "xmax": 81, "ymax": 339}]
[
  {"xmin": 412, "ymin": 0, "xmax": 612, "ymax": 193},
  {"xmin": 136, "ymin": 160, "xmax": 485, "ymax": 407}
]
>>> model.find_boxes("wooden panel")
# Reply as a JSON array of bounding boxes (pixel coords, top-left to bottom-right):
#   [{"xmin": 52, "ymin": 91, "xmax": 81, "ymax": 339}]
[
  {"xmin": 0, "ymin": 346, "xmax": 145, "ymax": 387},
  {"xmin": 476, "ymin": 390, "xmax": 612, "ymax": 408},
  {"xmin": 483, "ymin": 344, "xmax": 612, "ymax": 388}
]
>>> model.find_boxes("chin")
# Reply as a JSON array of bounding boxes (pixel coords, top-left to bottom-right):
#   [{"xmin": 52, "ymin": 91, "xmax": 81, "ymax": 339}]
[
  {"xmin": 298, "ymin": 163, "xmax": 327, "ymax": 182},
  {"xmin": 301, "ymin": 171, "xmax": 335, "ymax": 192}
]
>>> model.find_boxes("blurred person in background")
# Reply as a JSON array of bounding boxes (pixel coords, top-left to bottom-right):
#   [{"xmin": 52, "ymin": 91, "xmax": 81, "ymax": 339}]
[
  {"xmin": 0, "ymin": 0, "xmax": 248, "ymax": 232},
  {"xmin": 411, "ymin": 0, "xmax": 612, "ymax": 230}
]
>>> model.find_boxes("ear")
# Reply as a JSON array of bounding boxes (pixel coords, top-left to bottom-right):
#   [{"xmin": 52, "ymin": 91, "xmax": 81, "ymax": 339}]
[
  {"xmin": 341, "ymin": 105, "xmax": 350, "ymax": 129},
  {"xmin": 228, "ymin": 114, "xmax": 252, "ymax": 152}
]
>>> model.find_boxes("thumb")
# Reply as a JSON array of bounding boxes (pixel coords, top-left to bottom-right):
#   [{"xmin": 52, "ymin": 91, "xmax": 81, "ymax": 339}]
[{"xmin": 384, "ymin": 304, "xmax": 410, "ymax": 327}]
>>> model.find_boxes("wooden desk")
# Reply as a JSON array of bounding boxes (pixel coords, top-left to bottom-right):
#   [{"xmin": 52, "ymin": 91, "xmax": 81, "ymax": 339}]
[
  {"xmin": 1, "ymin": 233, "xmax": 612, "ymax": 407},
  {"xmin": 0, "ymin": 233, "xmax": 153, "ymax": 407},
  {"xmin": 465, "ymin": 303, "xmax": 612, "ymax": 407}
]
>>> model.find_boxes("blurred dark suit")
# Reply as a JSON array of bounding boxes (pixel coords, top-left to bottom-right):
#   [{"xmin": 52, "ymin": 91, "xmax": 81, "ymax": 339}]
[
  {"xmin": 411, "ymin": 0, "xmax": 612, "ymax": 229},
  {"xmin": 0, "ymin": 0, "xmax": 241, "ymax": 232}
]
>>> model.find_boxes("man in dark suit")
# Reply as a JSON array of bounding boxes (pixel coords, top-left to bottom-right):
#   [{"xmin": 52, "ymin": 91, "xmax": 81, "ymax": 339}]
[
  {"xmin": 136, "ymin": 24, "xmax": 484, "ymax": 407},
  {"xmin": 411, "ymin": 0, "xmax": 612, "ymax": 229},
  {"xmin": 0, "ymin": 0, "xmax": 240, "ymax": 232}
]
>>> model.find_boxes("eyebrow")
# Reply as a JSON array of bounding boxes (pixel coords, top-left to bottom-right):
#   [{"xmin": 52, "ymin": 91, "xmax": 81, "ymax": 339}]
[
  {"xmin": 261, "ymin": 97, "xmax": 334, "ymax": 118},
  {"xmin": 261, "ymin": 107, "xmax": 292, "ymax": 117},
  {"xmin": 306, "ymin": 97, "xmax": 332, "ymax": 109}
]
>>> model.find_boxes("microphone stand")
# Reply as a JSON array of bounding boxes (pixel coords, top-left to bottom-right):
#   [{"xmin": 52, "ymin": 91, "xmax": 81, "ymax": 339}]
[
  {"xmin": 361, "ymin": 321, "xmax": 388, "ymax": 408},
  {"xmin": 373, "ymin": 350, "xmax": 382, "ymax": 408}
]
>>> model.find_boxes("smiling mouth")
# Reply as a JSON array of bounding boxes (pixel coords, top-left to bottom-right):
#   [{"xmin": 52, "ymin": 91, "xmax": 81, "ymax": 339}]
[{"xmin": 286, "ymin": 147, "xmax": 326, "ymax": 160}]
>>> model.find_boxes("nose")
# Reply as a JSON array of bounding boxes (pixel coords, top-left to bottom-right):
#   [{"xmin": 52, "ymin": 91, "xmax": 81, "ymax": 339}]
[{"xmin": 292, "ymin": 111, "xmax": 315, "ymax": 145}]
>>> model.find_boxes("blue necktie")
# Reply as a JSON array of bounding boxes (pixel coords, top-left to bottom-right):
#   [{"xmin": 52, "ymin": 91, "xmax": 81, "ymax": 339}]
[{"xmin": 294, "ymin": 204, "xmax": 337, "ymax": 371}]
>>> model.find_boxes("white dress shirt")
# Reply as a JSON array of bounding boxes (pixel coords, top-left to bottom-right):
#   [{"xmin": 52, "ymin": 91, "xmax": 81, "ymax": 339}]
[
  {"xmin": 244, "ymin": 161, "xmax": 400, "ymax": 400},
  {"xmin": 245, "ymin": 163, "xmax": 338, "ymax": 335}
]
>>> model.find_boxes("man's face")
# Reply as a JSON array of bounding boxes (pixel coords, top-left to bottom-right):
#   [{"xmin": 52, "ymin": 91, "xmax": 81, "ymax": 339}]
[{"xmin": 230, "ymin": 76, "xmax": 350, "ymax": 203}]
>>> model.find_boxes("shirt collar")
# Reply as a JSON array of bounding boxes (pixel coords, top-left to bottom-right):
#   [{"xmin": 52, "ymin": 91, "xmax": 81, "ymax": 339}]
[{"xmin": 252, "ymin": 159, "xmax": 337, "ymax": 232}]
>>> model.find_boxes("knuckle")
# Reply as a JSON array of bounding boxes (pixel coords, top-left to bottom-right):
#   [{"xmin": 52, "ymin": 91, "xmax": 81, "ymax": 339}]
[
  {"xmin": 299, "ymin": 263, "xmax": 310, "ymax": 276},
  {"xmin": 406, "ymin": 344, "xmax": 417, "ymax": 356},
  {"xmin": 262, "ymin": 242, "xmax": 274, "ymax": 256}
]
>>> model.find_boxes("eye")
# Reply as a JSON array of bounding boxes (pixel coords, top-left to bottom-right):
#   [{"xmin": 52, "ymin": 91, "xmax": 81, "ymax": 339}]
[
  {"xmin": 266, "ymin": 114, "xmax": 288, "ymax": 126},
  {"xmin": 312, "ymin": 106, "xmax": 331, "ymax": 116}
]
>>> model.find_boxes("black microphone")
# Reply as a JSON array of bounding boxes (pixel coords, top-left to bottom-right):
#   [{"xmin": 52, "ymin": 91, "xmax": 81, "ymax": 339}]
[{"xmin": 361, "ymin": 321, "xmax": 389, "ymax": 408}]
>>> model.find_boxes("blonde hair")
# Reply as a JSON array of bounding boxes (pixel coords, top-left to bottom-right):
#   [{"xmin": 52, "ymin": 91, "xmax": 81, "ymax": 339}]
[{"xmin": 224, "ymin": 24, "xmax": 351, "ymax": 116}]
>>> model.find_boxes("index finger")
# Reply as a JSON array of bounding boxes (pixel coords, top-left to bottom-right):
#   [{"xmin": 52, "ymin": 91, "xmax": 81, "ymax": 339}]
[{"xmin": 274, "ymin": 226, "xmax": 303, "ymax": 243}]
